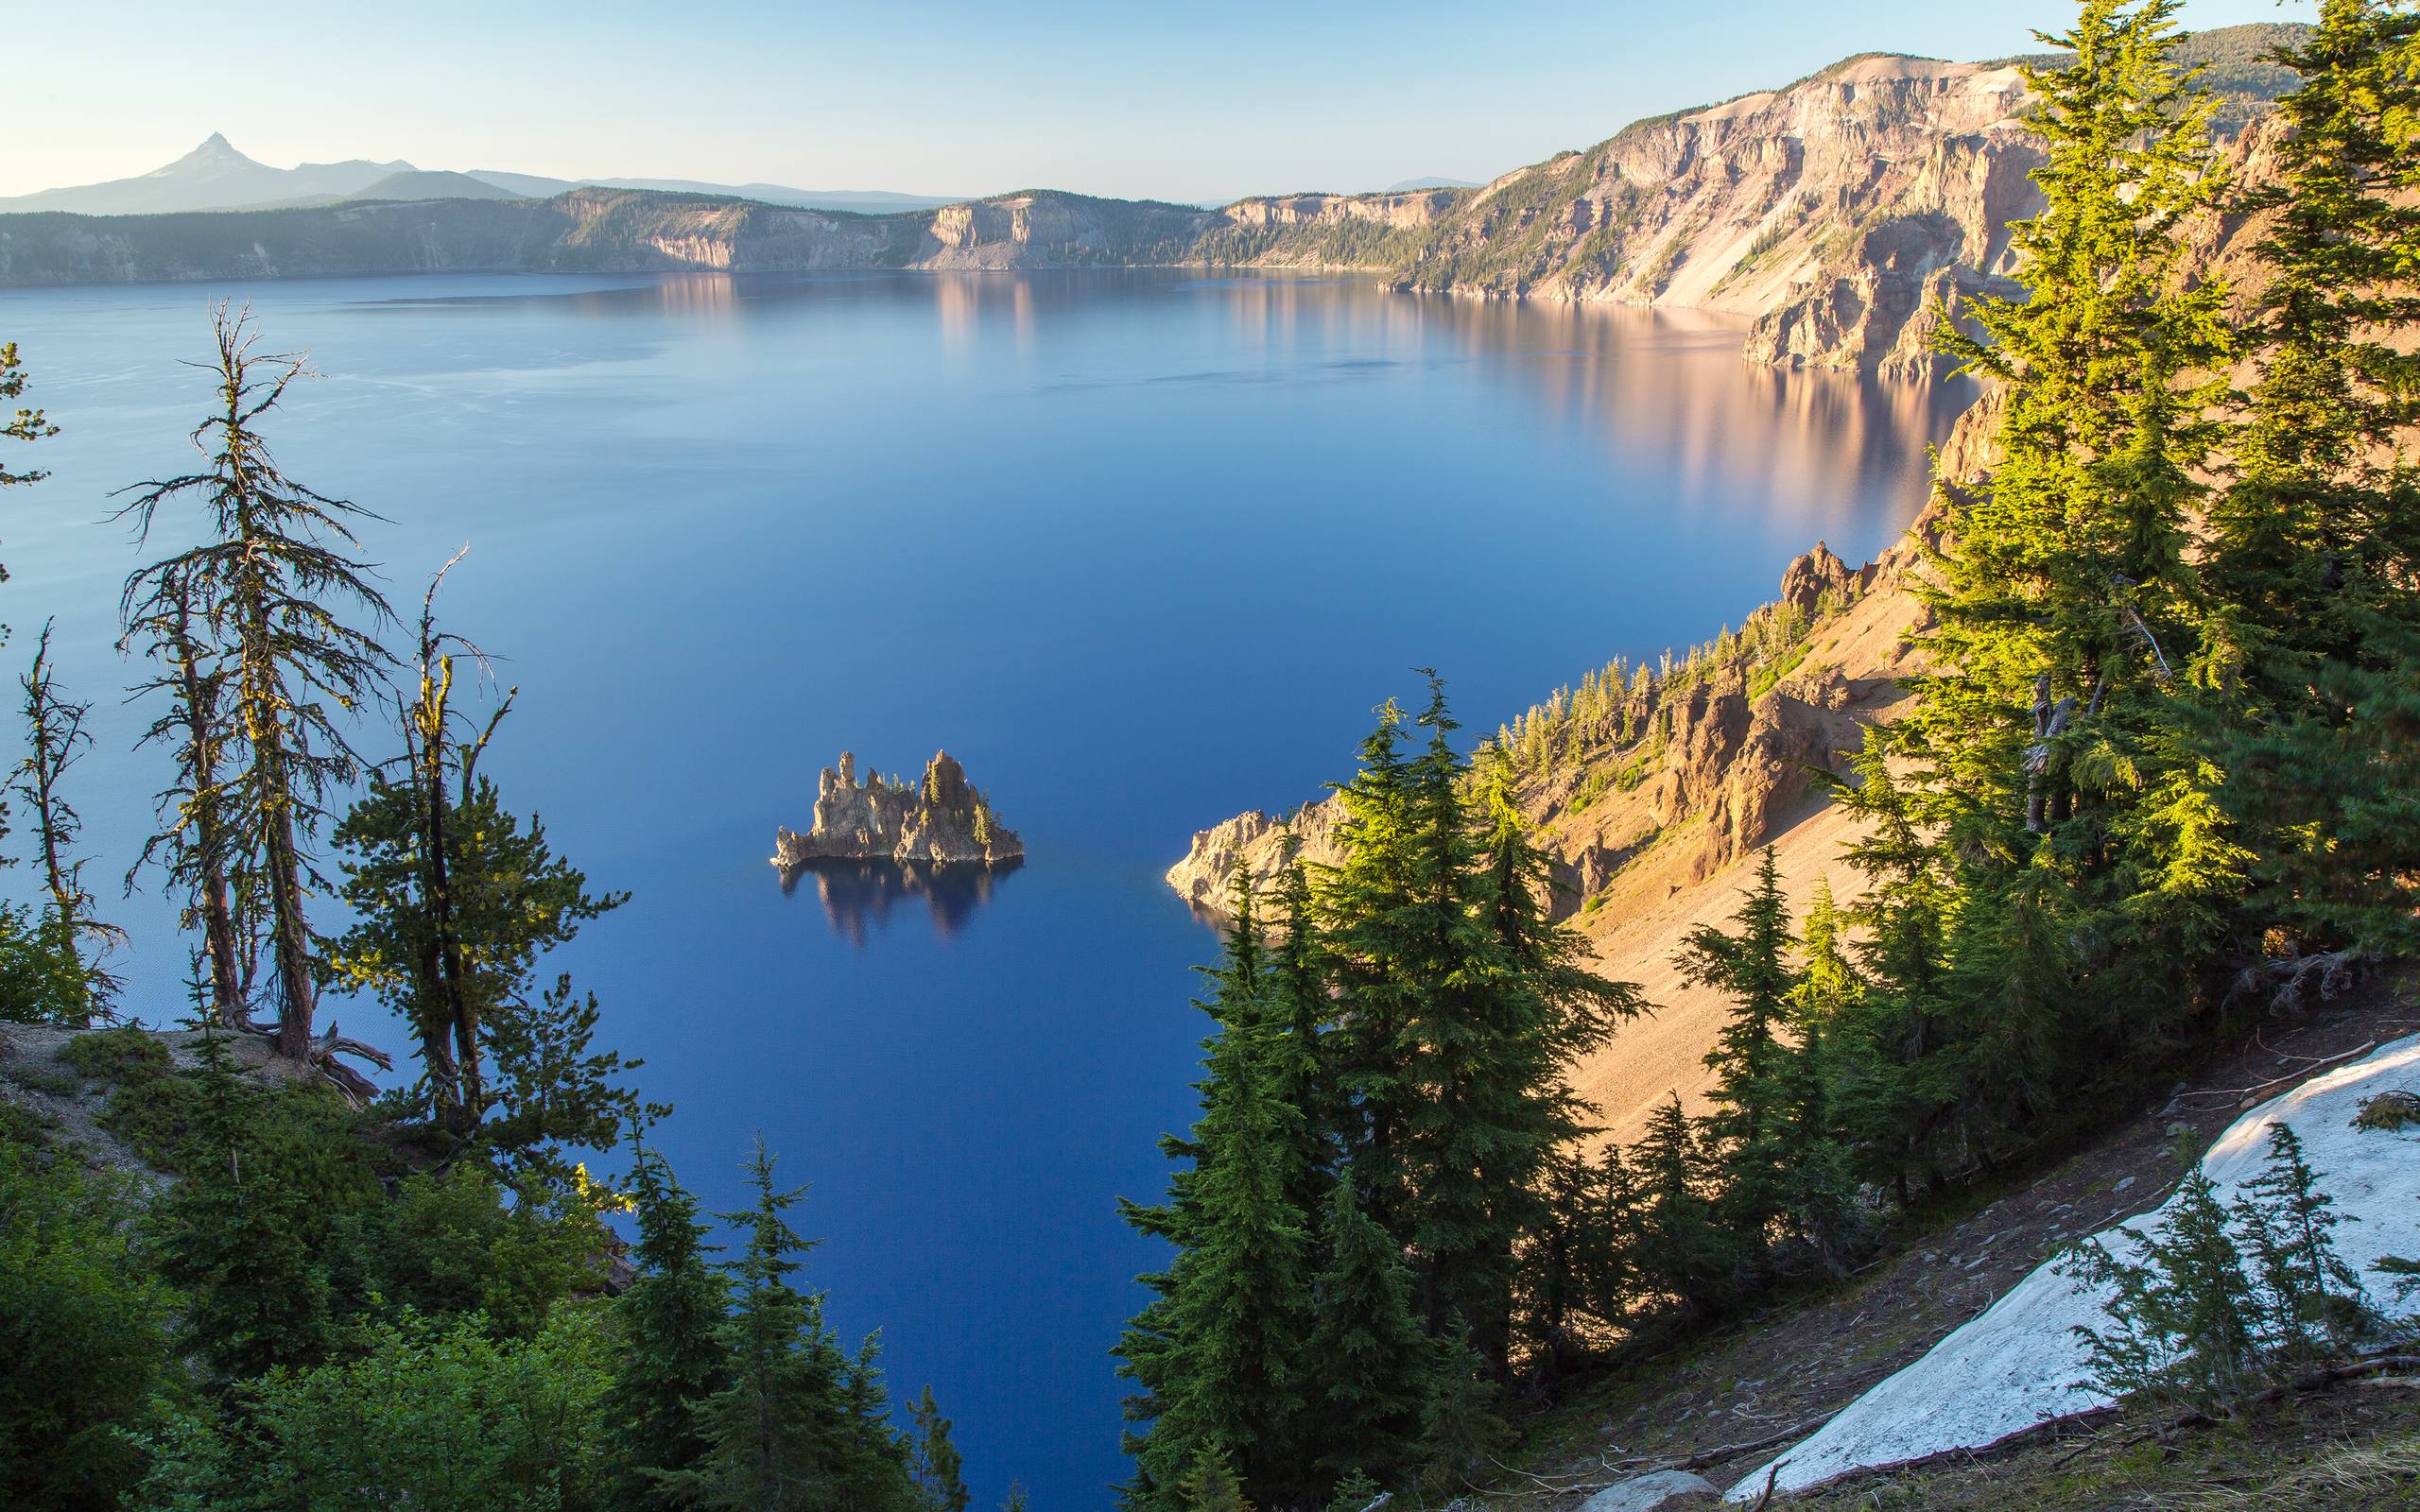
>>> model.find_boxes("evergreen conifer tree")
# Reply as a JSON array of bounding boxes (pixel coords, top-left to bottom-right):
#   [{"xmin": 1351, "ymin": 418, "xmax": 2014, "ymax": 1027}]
[
  {"xmin": 2204, "ymin": 0, "xmax": 2420, "ymax": 955},
  {"xmin": 604, "ymin": 1145, "xmax": 733, "ymax": 1512},
  {"xmin": 1299, "ymin": 1177, "xmax": 1432, "ymax": 1494},
  {"xmin": 1678, "ymin": 845, "xmax": 1796, "ymax": 1257},
  {"xmin": 1777, "ymin": 878, "xmax": 1861, "ymax": 1271},
  {"xmin": 1116, "ymin": 871, "xmax": 1312, "ymax": 1510},
  {"xmin": 907, "ymin": 1385, "xmax": 970, "ymax": 1512},
  {"xmin": 1626, "ymin": 1094, "xmax": 1734, "ymax": 1319},
  {"xmin": 1827, "ymin": 730, "xmax": 1961, "ymax": 1201},
  {"xmin": 10, "ymin": 623, "xmax": 124, "ymax": 1020},
  {"xmin": 680, "ymin": 1139, "xmax": 916, "ymax": 1512},
  {"xmin": 1910, "ymin": 0, "xmax": 2238, "ymax": 1109},
  {"xmin": 327, "ymin": 566, "xmax": 630, "ymax": 1144}
]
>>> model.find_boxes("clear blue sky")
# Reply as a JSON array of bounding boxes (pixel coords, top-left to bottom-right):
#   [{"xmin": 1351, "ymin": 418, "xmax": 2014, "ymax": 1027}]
[{"xmin": 16, "ymin": 0, "xmax": 2314, "ymax": 202}]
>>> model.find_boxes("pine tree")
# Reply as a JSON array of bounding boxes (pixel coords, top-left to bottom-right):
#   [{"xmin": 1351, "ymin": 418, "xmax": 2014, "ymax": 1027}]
[
  {"xmin": 680, "ymin": 1138, "xmax": 915, "ymax": 1512},
  {"xmin": 115, "ymin": 306, "xmax": 393, "ymax": 1061},
  {"xmin": 2204, "ymin": 0, "xmax": 2420, "ymax": 956},
  {"xmin": 1299, "ymin": 1178, "xmax": 1433, "ymax": 1494},
  {"xmin": 1116, "ymin": 870, "xmax": 1312, "ymax": 1511},
  {"xmin": 10, "ymin": 623, "xmax": 124, "ymax": 1020},
  {"xmin": 2065, "ymin": 1169, "xmax": 2263, "ymax": 1415},
  {"xmin": 1318, "ymin": 696, "xmax": 1420, "ymax": 1239},
  {"xmin": 150, "ymin": 1030, "xmax": 357, "ymax": 1378},
  {"xmin": 604, "ymin": 1146, "xmax": 732, "ymax": 1512},
  {"xmin": 1777, "ymin": 878, "xmax": 1861, "ymax": 1272},
  {"xmin": 2235, "ymin": 1124, "xmax": 2367, "ymax": 1365},
  {"xmin": 1910, "ymin": 0, "xmax": 2238, "ymax": 1105},
  {"xmin": 1626, "ymin": 1094, "xmax": 1734, "ymax": 1319},
  {"xmin": 327, "ymin": 564, "xmax": 628, "ymax": 1140},
  {"xmin": 1827, "ymin": 730, "xmax": 1961, "ymax": 1201},
  {"xmin": 1679, "ymin": 845, "xmax": 1796, "ymax": 1257},
  {"xmin": 906, "ymin": 1385, "xmax": 969, "ymax": 1512},
  {"xmin": 1266, "ymin": 854, "xmax": 1340, "ymax": 1234}
]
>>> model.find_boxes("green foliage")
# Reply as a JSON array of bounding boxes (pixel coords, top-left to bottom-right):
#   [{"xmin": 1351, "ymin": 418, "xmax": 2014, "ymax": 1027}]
[
  {"xmin": 148, "ymin": 1031, "xmax": 384, "ymax": 1378},
  {"xmin": 1300, "ymin": 1179, "xmax": 1434, "ymax": 1491},
  {"xmin": 144, "ymin": 1305, "xmax": 618, "ymax": 1512},
  {"xmin": 0, "ymin": 903, "xmax": 91, "ymax": 1025},
  {"xmin": 57, "ymin": 1023, "xmax": 172, "ymax": 1084},
  {"xmin": 0, "ymin": 1138, "xmax": 182, "ymax": 1512},
  {"xmin": 328, "ymin": 668, "xmax": 638, "ymax": 1160},
  {"xmin": 1117, "ymin": 870, "xmax": 1314, "ymax": 1510},
  {"xmin": 1682, "ymin": 846, "xmax": 1798, "ymax": 1248},
  {"xmin": 908, "ymin": 1385, "xmax": 970, "ymax": 1512},
  {"xmin": 605, "ymin": 1146, "xmax": 734, "ymax": 1512},
  {"xmin": 676, "ymin": 1139, "xmax": 919, "ymax": 1512},
  {"xmin": 335, "ymin": 1162, "xmax": 611, "ymax": 1341}
]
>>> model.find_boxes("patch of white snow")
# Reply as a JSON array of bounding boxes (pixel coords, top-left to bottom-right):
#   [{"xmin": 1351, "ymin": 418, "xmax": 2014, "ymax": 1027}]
[{"xmin": 1728, "ymin": 1034, "xmax": 2420, "ymax": 1501}]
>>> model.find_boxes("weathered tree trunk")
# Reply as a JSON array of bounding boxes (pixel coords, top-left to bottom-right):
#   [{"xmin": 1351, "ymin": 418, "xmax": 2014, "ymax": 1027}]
[
  {"xmin": 263, "ymin": 765, "xmax": 319, "ymax": 1059},
  {"xmin": 175, "ymin": 652, "xmax": 252, "ymax": 1029}
]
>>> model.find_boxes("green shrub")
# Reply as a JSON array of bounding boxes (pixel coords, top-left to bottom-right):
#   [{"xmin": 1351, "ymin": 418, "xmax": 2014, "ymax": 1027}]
[
  {"xmin": 57, "ymin": 1026, "xmax": 170, "ymax": 1085},
  {"xmin": 0, "ymin": 905, "xmax": 94, "ymax": 1026},
  {"xmin": 0, "ymin": 1141, "xmax": 182, "ymax": 1511},
  {"xmin": 139, "ymin": 1306, "xmax": 615, "ymax": 1512}
]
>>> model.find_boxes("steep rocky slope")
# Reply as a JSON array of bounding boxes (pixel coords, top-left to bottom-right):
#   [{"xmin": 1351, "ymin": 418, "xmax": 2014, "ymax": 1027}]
[
  {"xmin": 1165, "ymin": 521, "xmax": 1940, "ymax": 1144},
  {"xmin": 1207, "ymin": 24, "xmax": 2300, "ymax": 377}
]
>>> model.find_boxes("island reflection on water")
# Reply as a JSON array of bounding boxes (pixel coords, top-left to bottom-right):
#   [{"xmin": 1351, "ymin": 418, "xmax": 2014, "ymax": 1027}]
[{"xmin": 778, "ymin": 857, "xmax": 1022, "ymax": 945}]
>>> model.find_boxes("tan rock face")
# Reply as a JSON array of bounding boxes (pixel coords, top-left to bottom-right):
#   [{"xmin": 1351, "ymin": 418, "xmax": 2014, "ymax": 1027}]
[
  {"xmin": 774, "ymin": 749, "xmax": 1023, "ymax": 868},
  {"xmin": 1164, "ymin": 536, "xmax": 1903, "ymax": 919},
  {"xmin": 1163, "ymin": 798, "xmax": 1344, "ymax": 914}
]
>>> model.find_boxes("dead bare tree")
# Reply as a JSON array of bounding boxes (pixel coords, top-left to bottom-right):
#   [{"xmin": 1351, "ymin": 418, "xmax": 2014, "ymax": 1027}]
[{"xmin": 12, "ymin": 621, "xmax": 126, "ymax": 1019}]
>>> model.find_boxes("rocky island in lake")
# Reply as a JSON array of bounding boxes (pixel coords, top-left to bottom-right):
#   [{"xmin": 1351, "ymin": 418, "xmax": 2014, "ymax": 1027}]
[{"xmin": 773, "ymin": 750, "xmax": 1024, "ymax": 868}]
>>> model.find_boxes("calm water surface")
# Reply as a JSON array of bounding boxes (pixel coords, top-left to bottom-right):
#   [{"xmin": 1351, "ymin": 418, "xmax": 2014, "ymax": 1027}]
[{"xmin": 0, "ymin": 270, "xmax": 1967, "ymax": 1509}]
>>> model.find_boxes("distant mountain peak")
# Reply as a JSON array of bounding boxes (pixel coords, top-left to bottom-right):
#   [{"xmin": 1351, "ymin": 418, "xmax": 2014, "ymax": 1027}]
[{"xmin": 159, "ymin": 132, "xmax": 261, "ymax": 172}]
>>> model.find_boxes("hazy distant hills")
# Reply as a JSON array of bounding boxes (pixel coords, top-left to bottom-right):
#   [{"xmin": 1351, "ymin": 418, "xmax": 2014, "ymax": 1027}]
[
  {"xmin": 0, "ymin": 133, "xmax": 415, "ymax": 215},
  {"xmin": 0, "ymin": 135, "xmax": 970, "ymax": 216},
  {"xmin": 1379, "ymin": 177, "xmax": 1480, "ymax": 193},
  {"xmin": 464, "ymin": 173, "xmax": 966, "ymax": 213}
]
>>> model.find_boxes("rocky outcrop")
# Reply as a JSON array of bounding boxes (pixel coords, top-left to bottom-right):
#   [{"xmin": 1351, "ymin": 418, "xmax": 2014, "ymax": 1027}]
[
  {"xmin": 1164, "ymin": 798, "xmax": 1344, "ymax": 915},
  {"xmin": 1165, "ymin": 537, "xmax": 1902, "ymax": 918},
  {"xmin": 773, "ymin": 750, "xmax": 1023, "ymax": 868}
]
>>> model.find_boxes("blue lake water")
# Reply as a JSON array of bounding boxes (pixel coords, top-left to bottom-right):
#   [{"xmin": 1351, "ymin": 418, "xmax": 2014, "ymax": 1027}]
[{"xmin": 0, "ymin": 270, "xmax": 1967, "ymax": 1509}]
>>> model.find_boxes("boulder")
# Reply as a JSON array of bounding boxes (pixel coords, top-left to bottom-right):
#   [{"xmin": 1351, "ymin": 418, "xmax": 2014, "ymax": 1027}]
[{"xmin": 1578, "ymin": 1469, "xmax": 1720, "ymax": 1512}]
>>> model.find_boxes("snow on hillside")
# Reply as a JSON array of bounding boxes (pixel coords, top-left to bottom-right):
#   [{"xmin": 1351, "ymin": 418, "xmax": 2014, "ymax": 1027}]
[{"xmin": 1729, "ymin": 1033, "xmax": 2420, "ymax": 1501}]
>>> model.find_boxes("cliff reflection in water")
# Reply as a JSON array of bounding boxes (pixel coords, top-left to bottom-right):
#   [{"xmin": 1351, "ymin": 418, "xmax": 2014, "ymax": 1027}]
[{"xmin": 778, "ymin": 857, "xmax": 1021, "ymax": 945}]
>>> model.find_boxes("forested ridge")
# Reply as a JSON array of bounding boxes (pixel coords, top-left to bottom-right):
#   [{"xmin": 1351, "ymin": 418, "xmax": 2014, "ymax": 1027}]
[{"xmin": 8, "ymin": 3, "xmax": 2420, "ymax": 1511}]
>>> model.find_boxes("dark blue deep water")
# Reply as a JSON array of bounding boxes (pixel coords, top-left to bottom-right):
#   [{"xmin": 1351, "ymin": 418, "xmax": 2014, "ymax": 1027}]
[{"xmin": 0, "ymin": 270, "xmax": 1967, "ymax": 1509}]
